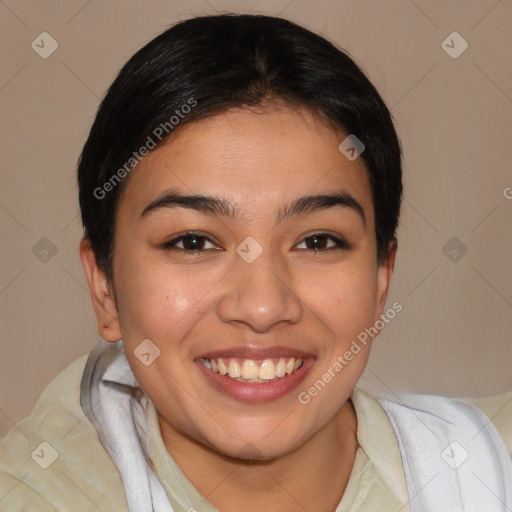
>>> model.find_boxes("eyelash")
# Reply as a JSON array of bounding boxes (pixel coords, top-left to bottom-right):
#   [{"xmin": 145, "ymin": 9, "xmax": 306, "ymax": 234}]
[{"xmin": 161, "ymin": 231, "xmax": 351, "ymax": 254}]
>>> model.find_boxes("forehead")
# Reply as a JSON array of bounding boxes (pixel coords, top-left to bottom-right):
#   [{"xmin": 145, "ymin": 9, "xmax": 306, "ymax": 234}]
[{"xmin": 116, "ymin": 106, "xmax": 373, "ymax": 224}]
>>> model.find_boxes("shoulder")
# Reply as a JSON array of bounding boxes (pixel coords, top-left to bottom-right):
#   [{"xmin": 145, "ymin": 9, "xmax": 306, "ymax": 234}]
[
  {"xmin": 371, "ymin": 388, "xmax": 512, "ymax": 510},
  {"xmin": 0, "ymin": 353, "xmax": 128, "ymax": 511},
  {"xmin": 465, "ymin": 390, "xmax": 512, "ymax": 457},
  {"xmin": 375, "ymin": 388, "xmax": 511, "ymax": 455},
  {"xmin": 373, "ymin": 388, "xmax": 506, "ymax": 449}
]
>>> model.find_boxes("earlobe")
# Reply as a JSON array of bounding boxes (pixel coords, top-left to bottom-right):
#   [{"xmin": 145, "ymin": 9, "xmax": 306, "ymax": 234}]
[{"xmin": 79, "ymin": 238, "xmax": 122, "ymax": 342}]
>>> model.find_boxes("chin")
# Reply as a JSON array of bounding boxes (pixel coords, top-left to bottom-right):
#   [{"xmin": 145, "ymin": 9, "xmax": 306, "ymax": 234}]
[{"xmin": 204, "ymin": 426, "xmax": 309, "ymax": 462}]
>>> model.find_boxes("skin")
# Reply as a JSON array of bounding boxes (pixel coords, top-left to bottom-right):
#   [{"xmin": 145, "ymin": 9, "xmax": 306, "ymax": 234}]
[{"xmin": 80, "ymin": 103, "xmax": 396, "ymax": 512}]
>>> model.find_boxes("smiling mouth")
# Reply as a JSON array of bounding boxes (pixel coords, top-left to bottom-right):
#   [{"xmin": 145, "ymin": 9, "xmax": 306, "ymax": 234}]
[{"xmin": 200, "ymin": 357, "xmax": 304, "ymax": 383}]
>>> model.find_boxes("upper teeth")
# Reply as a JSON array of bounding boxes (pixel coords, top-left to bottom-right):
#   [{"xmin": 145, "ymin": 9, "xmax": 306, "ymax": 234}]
[{"xmin": 201, "ymin": 357, "xmax": 304, "ymax": 382}]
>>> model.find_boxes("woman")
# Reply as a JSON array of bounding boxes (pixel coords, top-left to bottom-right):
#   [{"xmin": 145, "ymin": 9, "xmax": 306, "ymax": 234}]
[{"xmin": 0, "ymin": 13, "xmax": 510, "ymax": 512}]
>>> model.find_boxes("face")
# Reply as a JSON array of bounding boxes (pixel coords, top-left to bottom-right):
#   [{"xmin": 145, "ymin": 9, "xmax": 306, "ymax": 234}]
[{"xmin": 81, "ymin": 104, "xmax": 395, "ymax": 461}]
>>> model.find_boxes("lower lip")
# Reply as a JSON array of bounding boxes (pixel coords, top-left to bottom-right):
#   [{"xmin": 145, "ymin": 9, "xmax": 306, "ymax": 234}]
[{"xmin": 195, "ymin": 358, "xmax": 315, "ymax": 403}]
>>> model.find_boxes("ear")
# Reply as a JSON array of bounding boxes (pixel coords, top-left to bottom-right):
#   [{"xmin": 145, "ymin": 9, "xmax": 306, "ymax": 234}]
[
  {"xmin": 374, "ymin": 240, "xmax": 398, "ymax": 323},
  {"xmin": 79, "ymin": 237, "xmax": 122, "ymax": 342}
]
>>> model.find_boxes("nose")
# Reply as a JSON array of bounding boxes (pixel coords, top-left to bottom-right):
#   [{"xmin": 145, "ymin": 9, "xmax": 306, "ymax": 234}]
[{"xmin": 217, "ymin": 248, "xmax": 303, "ymax": 333}]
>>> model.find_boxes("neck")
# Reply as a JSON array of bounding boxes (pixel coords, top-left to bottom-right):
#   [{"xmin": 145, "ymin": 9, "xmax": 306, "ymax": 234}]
[{"xmin": 158, "ymin": 400, "xmax": 358, "ymax": 512}]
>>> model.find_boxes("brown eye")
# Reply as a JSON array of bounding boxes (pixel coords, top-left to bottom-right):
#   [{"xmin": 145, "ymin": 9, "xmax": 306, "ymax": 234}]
[
  {"xmin": 162, "ymin": 232, "xmax": 218, "ymax": 252},
  {"xmin": 296, "ymin": 233, "xmax": 350, "ymax": 251}
]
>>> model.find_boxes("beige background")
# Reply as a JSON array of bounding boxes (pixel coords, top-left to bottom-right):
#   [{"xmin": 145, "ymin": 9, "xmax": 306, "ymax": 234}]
[{"xmin": 1, "ymin": 0, "xmax": 511, "ymax": 439}]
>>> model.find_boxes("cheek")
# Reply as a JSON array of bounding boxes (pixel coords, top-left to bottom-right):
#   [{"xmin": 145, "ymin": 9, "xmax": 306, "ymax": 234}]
[
  {"xmin": 305, "ymin": 259, "xmax": 378, "ymax": 338},
  {"xmin": 114, "ymin": 253, "xmax": 222, "ymax": 340}
]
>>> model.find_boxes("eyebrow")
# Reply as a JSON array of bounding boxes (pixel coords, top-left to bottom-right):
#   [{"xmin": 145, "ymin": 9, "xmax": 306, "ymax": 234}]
[{"xmin": 140, "ymin": 187, "xmax": 366, "ymax": 226}]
